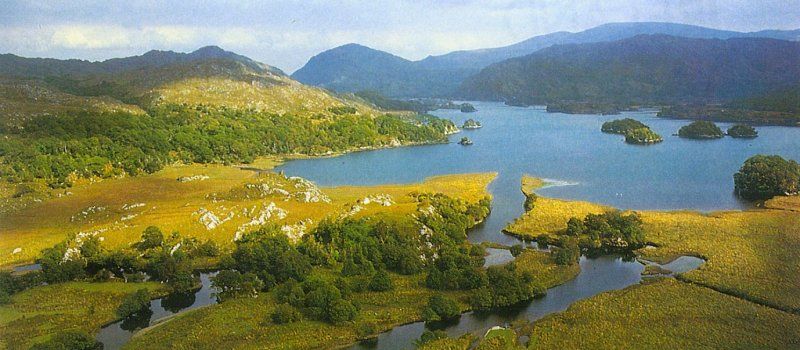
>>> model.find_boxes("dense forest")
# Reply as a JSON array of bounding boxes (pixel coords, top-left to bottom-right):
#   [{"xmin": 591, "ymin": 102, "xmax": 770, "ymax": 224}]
[{"xmin": 0, "ymin": 105, "xmax": 454, "ymax": 187}]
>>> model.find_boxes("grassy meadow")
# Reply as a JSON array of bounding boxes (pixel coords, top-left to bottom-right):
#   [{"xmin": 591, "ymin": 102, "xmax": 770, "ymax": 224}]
[
  {"xmin": 0, "ymin": 281, "xmax": 167, "ymax": 350},
  {"xmin": 506, "ymin": 176, "xmax": 800, "ymax": 313},
  {"xmin": 0, "ymin": 157, "xmax": 496, "ymax": 268},
  {"xmin": 527, "ymin": 278, "xmax": 800, "ymax": 349}
]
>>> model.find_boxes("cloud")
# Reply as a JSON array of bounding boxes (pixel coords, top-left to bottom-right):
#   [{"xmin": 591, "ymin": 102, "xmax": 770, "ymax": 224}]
[{"xmin": 51, "ymin": 25, "xmax": 131, "ymax": 49}]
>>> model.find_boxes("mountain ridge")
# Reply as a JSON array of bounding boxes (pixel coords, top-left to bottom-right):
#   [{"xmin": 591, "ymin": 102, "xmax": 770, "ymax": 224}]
[{"xmin": 291, "ymin": 22, "xmax": 800, "ymax": 97}]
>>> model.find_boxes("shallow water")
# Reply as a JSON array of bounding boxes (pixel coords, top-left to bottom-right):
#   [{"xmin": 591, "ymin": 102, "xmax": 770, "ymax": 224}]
[{"xmin": 96, "ymin": 272, "xmax": 217, "ymax": 349}]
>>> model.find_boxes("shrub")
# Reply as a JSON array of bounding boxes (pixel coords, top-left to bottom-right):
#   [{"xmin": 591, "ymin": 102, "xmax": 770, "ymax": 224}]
[
  {"xmin": 328, "ymin": 299, "xmax": 358, "ymax": 324},
  {"xmin": 468, "ymin": 287, "xmax": 494, "ymax": 311},
  {"xmin": 415, "ymin": 330, "xmax": 449, "ymax": 346},
  {"xmin": 30, "ymin": 331, "xmax": 102, "ymax": 350},
  {"xmin": 734, "ymin": 155, "xmax": 800, "ymax": 200},
  {"xmin": 552, "ymin": 237, "xmax": 581, "ymax": 266},
  {"xmin": 422, "ymin": 294, "xmax": 460, "ymax": 322},
  {"xmin": 271, "ymin": 303, "xmax": 302, "ymax": 324},
  {"xmin": 368, "ymin": 270, "xmax": 394, "ymax": 292},
  {"xmin": 509, "ymin": 244, "xmax": 524, "ymax": 257},
  {"xmin": 116, "ymin": 288, "xmax": 150, "ymax": 318}
]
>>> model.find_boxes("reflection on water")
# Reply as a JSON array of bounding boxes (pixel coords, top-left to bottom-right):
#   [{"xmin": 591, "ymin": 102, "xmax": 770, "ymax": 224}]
[{"xmin": 96, "ymin": 272, "xmax": 218, "ymax": 349}]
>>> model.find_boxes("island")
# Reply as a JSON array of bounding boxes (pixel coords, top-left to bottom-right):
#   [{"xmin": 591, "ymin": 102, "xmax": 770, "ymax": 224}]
[
  {"xmin": 677, "ymin": 120, "xmax": 724, "ymax": 139},
  {"xmin": 624, "ymin": 127, "xmax": 664, "ymax": 144},
  {"xmin": 727, "ymin": 124, "xmax": 759, "ymax": 138},
  {"xmin": 602, "ymin": 118, "xmax": 663, "ymax": 145},
  {"xmin": 460, "ymin": 103, "xmax": 477, "ymax": 113},
  {"xmin": 458, "ymin": 137, "xmax": 473, "ymax": 145},
  {"xmin": 462, "ymin": 119, "xmax": 482, "ymax": 129},
  {"xmin": 601, "ymin": 118, "xmax": 648, "ymax": 134}
]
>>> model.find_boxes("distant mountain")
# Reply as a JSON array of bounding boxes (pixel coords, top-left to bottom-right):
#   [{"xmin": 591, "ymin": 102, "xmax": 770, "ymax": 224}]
[
  {"xmin": 419, "ymin": 22, "xmax": 800, "ymax": 70},
  {"xmin": 291, "ymin": 44, "xmax": 474, "ymax": 98},
  {"xmin": 458, "ymin": 35, "xmax": 800, "ymax": 105},
  {"xmin": 292, "ymin": 22, "xmax": 800, "ymax": 97},
  {"xmin": 0, "ymin": 46, "xmax": 378, "ymax": 124},
  {"xmin": 0, "ymin": 46, "xmax": 282, "ymax": 79}
]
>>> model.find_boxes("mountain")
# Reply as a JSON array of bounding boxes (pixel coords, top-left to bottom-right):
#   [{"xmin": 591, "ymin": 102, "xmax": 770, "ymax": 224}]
[
  {"xmin": 458, "ymin": 35, "xmax": 800, "ymax": 105},
  {"xmin": 0, "ymin": 46, "xmax": 377, "ymax": 123},
  {"xmin": 292, "ymin": 22, "xmax": 800, "ymax": 98},
  {"xmin": 0, "ymin": 46, "xmax": 281, "ymax": 79},
  {"xmin": 291, "ymin": 44, "xmax": 473, "ymax": 98},
  {"xmin": 419, "ymin": 22, "xmax": 800, "ymax": 70}
]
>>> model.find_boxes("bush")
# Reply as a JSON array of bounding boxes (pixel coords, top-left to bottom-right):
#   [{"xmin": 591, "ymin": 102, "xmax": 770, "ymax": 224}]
[
  {"xmin": 421, "ymin": 294, "xmax": 460, "ymax": 322},
  {"xmin": 0, "ymin": 290, "xmax": 10, "ymax": 305},
  {"xmin": 328, "ymin": 299, "xmax": 358, "ymax": 324},
  {"xmin": 734, "ymin": 155, "xmax": 800, "ymax": 200},
  {"xmin": 368, "ymin": 270, "xmax": 394, "ymax": 292},
  {"xmin": 509, "ymin": 244, "xmax": 524, "ymax": 257},
  {"xmin": 271, "ymin": 303, "xmax": 302, "ymax": 324},
  {"xmin": 415, "ymin": 330, "xmax": 449, "ymax": 346},
  {"xmin": 30, "ymin": 331, "xmax": 102, "ymax": 350},
  {"xmin": 116, "ymin": 288, "xmax": 151, "ymax": 318},
  {"xmin": 552, "ymin": 237, "xmax": 581, "ymax": 266}
]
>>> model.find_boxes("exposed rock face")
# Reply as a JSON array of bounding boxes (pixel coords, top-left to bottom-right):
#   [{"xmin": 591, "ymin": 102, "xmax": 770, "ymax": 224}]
[
  {"xmin": 177, "ymin": 175, "xmax": 210, "ymax": 182},
  {"xmin": 234, "ymin": 202, "xmax": 288, "ymax": 240}
]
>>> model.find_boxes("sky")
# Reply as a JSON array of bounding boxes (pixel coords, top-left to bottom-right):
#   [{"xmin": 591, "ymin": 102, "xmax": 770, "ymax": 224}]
[{"xmin": 2, "ymin": 0, "xmax": 799, "ymax": 73}]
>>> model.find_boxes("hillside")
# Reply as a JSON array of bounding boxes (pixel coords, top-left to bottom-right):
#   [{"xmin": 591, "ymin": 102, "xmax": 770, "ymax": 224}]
[
  {"xmin": 292, "ymin": 22, "xmax": 800, "ymax": 97},
  {"xmin": 0, "ymin": 47, "xmax": 454, "ymax": 187},
  {"xmin": 458, "ymin": 35, "xmax": 800, "ymax": 105}
]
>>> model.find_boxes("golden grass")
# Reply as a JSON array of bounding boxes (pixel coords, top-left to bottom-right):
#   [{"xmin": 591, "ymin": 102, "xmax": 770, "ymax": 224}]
[
  {"xmin": 527, "ymin": 278, "xmax": 800, "ymax": 349},
  {"xmin": 0, "ymin": 165, "xmax": 495, "ymax": 268},
  {"xmin": 514, "ymin": 250, "xmax": 580, "ymax": 288},
  {"xmin": 505, "ymin": 177, "xmax": 800, "ymax": 313},
  {"xmin": 0, "ymin": 281, "xmax": 166, "ymax": 350},
  {"xmin": 520, "ymin": 175, "xmax": 545, "ymax": 197}
]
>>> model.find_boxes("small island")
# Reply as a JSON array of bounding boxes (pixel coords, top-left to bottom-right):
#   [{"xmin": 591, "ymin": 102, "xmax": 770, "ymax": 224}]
[
  {"xmin": 727, "ymin": 124, "xmax": 758, "ymax": 138},
  {"xmin": 460, "ymin": 103, "xmax": 477, "ymax": 113},
  {"xmin": 678, "ymin": 121, "xmax": 724, "ymax": 139},
  {"xmin": 462, "ymin": 119, "xmax": 482, "ymax": 129},
  {"xmin": 601, "ymin": 118, "xmax": 648, "ymax": 134},
  {"xmin": 458, "ymin": 137, "xmax": 473, "ymax": 145},
  {"xmin": 624, "ymin": 127, "xmax": 663, "ymax": 144},
  {"xmin": 602, "ymin": 118, "xmax": 662, "ymax": 145}
]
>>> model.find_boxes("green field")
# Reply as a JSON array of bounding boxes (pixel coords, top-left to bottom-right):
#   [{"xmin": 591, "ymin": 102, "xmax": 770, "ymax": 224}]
[
  {"xmin": 0, "ymin": 281, "xmax": 166, "ymax": 350},
  {"xmin": 527, "ymin": 278, "xmax": 800, "ymax": 349}
]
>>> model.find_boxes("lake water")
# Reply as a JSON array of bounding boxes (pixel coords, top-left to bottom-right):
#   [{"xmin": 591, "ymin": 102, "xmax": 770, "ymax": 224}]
[{"xmin": 98, "ymin": 102, "xmax": 795, "ymax": 348}]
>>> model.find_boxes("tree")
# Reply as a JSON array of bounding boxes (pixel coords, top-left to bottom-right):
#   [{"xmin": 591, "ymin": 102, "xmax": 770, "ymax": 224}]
[
  {"xmin": 211, "ymin": 270, "xmax": 263, "ymax": 301},
  {"xmin": 421, "ymin": 294, "xmax": 460, "ymax": 322},
  {"xmin": 734, "ymin": 155, "xmax": 800, "ymax": 200},
  {"xmin": 116, "ymin": 288, "xmax": 151, "ymax": 318},
  {"xmin": 136, "ymin": 226, "xmax": 164, "ymax": 251},
  {"xmin": 552, "ymin": 237, "xmax": 581, "ymax": 266},
  {"xmin": 727, "ymin": 124, "xmax": 758, "ymax": 138},
  {"xmin": 678, "ymin": 121, "xmax": 724, "ymax": 139},
  {"xmin": 565, "ymin": 217, "xmax": 585, "ymax": 236},
  {"xmin": 368, "ymin": 269, "xmax": 394, "ymax": 292}
]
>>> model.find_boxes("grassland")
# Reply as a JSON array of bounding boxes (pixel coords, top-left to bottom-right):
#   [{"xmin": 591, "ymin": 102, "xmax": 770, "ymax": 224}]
[
  {"xmin": 513, "ymin": 249, "xmax": 580, "ymax": 289},
  {"xmin": 527, "ymin": 278, "xmax": 800, "ymax": 349},
  {"xmin": 0, "ymin": 281, "xmax": 167, "ymax": 350},
  {"xmin": 506, "ymin": 176, "xmax": 800, "ymax": 314},
  {"xmin": 0, "ymin": 157, "xmax": 496, "ymax": 268}
]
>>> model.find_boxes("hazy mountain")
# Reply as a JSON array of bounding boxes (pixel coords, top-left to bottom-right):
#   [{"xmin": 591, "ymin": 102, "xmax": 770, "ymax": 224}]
[
  {"xmin": 291, "ymin": 43, "xmax": 474, "ymax": 98},
  {"xmin": 0, "ymin": 46, "xmax": 283, "ymax": 79},
  {"xmin": 458, "ymin": 35, "xmax": 800, "ymax": 105},
  {"xmin": 292, "ymin": 22, "xmax": 800, "ymax": 97},
  {"xmin": 419, "ymin": 22, "xmax": 800, "ymax": 70}
]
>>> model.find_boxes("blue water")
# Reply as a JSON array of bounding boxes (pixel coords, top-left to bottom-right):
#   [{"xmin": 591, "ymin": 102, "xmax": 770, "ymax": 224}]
[{"xmin": 278, "ymin": 101, "xmax": 800, "ymax": 212}]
